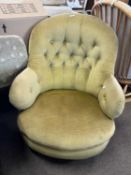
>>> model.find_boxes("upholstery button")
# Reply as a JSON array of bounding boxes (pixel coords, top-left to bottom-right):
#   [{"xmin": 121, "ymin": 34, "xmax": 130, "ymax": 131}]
[
  {"xmin": 50, "ymin": 40, "xmax": 54, "ymax": 45},
  {"xmin": 96, "ymin": 54, "xmax": 101, "ymax": 61},
  {"xmin": 79, "ymin": 40, "xmax": 82, "ymax": 46},
  {"xmin": 70, "ymin": 52, "xmax": 74, "ymax": 57},
  {"xmin": 44, "ymin": 51, "xmax": 48, "ymax": 57},
  {"xmin": 63, "ymin": 39, "xmax": 67, "ymax": 45},
  {"xmin": 100, "ymin": 84, "xmax": 103, "ymax": 88},
  {"xmin": 62, "ymin": 61, "xmax": 65, "ymax": 66},
  {"xmin": 83, "ymin": 53, "xmax": 88, "ymax": 59},
  {"xmin": 92, "ymin": 41, "xmax": 97, "ymax": 47},
  {"xmin": 103, "ymin": 94, "xmax": 107, "ymax": 100},
  {"xmin": 43, "ymin": 49, "xmax": 47, "ymax": 57},
  {"xmin": 76, "ymin": 63, "xmax": 79, "ymax": 68},
  {"xmin": 49, "ymin": 62, "xmax": 53, "ymax": 68},
  {"xmin": 89, "ymin": 65, "xmax": 92, "ymax": 70},
  {"xmin": 56, "ymin": 51, "xmax": 59, "ymax": 57}
]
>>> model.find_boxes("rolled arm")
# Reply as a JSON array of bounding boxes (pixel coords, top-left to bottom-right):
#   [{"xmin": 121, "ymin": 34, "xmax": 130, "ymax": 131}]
[
  {"xmin": 9, "ymin": 67, "xmax": 41, "ymax": 110},
  {"xmin": 98, "ymin": 75, "xmax": 125, "ymax": 119}
]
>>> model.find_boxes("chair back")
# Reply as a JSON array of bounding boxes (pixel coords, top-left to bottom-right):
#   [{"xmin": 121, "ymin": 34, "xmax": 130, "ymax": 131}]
[
  {"xmin": 28, "ymin": 13, "xmax": 117, "ymax": 96},
  {"xmin": 92, "ymin": 0, "xmax": 131, "ymax": 83}
]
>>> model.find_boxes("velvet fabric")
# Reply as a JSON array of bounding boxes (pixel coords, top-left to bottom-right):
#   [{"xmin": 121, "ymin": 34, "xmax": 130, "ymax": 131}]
[
  {"xmin": 9, "ymin": 14, "xmax": 125, "ymax": 159},
  {"xmin": 18, "ymin": 90, "xmax": 115, "ymax": 159}
]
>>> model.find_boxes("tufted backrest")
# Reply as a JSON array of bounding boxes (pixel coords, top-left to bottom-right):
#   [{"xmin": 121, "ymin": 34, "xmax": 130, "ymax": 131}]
[{"xmin": 28, "ymin": 13, "xmax": 118, "ymax": 96}]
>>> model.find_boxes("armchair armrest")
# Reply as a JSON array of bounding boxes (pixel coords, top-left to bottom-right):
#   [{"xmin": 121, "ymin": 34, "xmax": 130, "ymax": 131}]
[
  {"xmin": 98, "ymin": 75, "xmax": 125, "ymax": 119},
  {"xmin": 9, "ymin": 68, "xmax": 41, "ymax": 110}
]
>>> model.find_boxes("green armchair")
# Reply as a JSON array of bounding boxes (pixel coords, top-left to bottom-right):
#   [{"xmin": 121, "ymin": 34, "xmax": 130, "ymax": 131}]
[{"xmin": 9, "ymin": 14, "xmax": 125, "ymax": 159}]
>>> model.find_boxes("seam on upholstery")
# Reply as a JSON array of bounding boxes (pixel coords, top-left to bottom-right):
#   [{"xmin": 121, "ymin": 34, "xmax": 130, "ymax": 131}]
[
  {"xmin": 73, "ymin": 15, "xmax": 85, "ymax": 89},
  {"xmin": 21, "ymin": 132, "xmax": 110, "ymax": 152}
]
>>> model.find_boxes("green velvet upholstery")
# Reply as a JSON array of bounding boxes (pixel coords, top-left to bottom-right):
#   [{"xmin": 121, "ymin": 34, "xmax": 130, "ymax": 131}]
[
  {"xmin": 18, "ymin": 90, "xmax": 115, "ymax": 159},
  {"xmin": 9, "ymin": 14, "xmax": 125, "ymax": 159}
]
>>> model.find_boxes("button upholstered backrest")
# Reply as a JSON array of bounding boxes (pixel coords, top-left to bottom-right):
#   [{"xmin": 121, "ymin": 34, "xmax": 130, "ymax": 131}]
[{"xmin": 28, "ymin": 13, "xmax": 118, "ymax": 96}]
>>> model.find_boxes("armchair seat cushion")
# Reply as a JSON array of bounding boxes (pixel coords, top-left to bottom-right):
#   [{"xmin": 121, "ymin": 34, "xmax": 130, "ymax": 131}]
[{"xmin": 18, "ymin": 90, "xmax": 115, "ymax": 159}]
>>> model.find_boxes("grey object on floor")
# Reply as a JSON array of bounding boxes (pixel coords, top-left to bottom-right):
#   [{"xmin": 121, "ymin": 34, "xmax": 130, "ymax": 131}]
[
  {"xmin": 0, "ymin": 35, "xmax": 28, "ymax": 88},
  {"xmin": 0, "ymin": 89, "xmax": 131, "ymax": 175}
]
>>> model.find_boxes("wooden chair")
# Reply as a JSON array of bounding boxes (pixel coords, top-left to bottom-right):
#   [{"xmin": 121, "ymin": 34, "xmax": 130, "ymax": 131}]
[
  {"xmin": 92, "ymin": 0, "xmax": 131, "ymax": 102},
  {"xmin": 85, "ymin": 0, "xmax": 129, "ymax": 11},
  {"xmin": 95, "ymin": 0, "xmax": 129, "ymax": 4}
]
